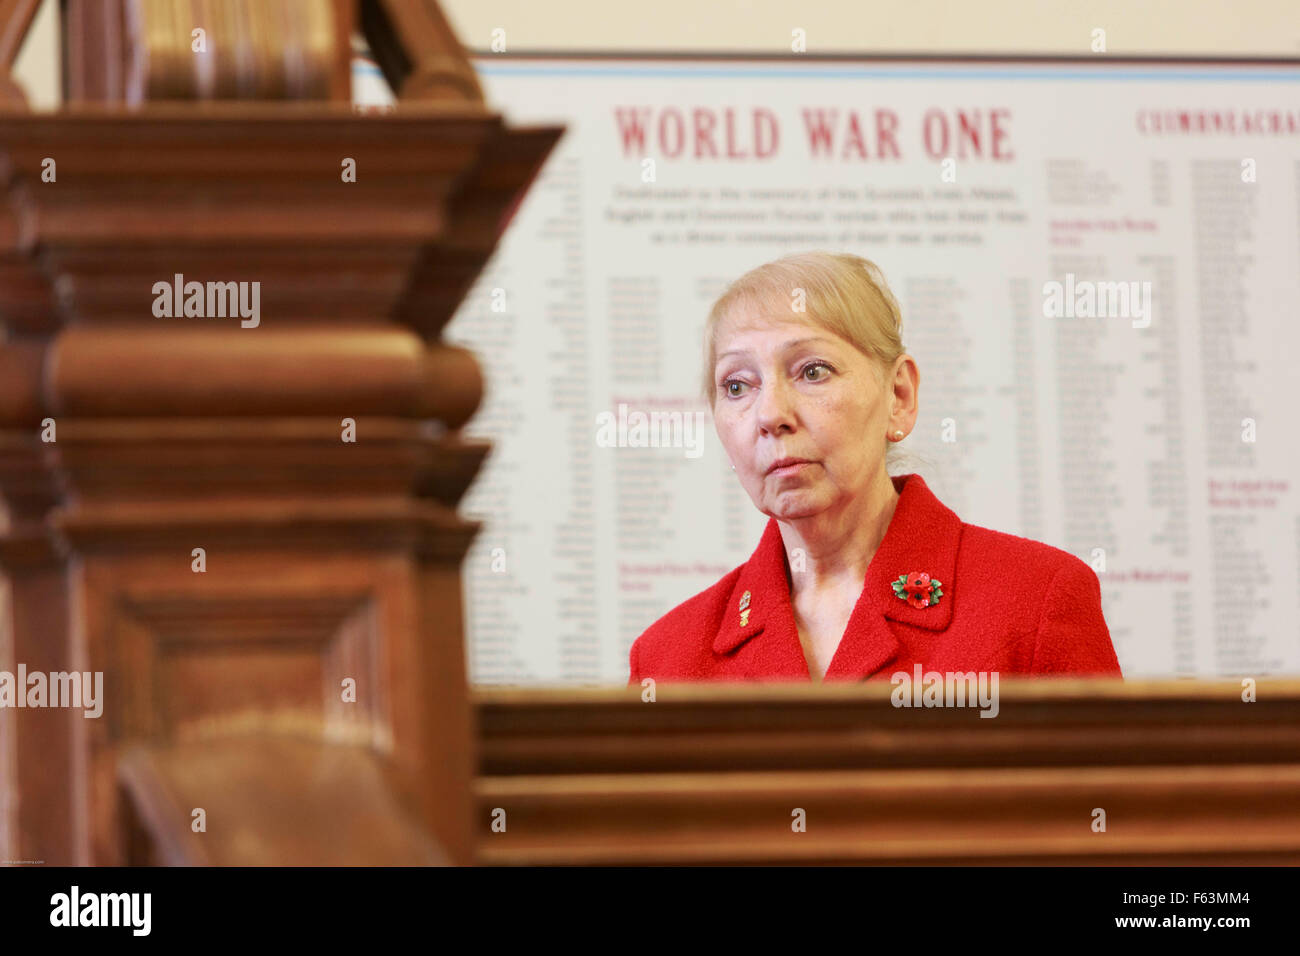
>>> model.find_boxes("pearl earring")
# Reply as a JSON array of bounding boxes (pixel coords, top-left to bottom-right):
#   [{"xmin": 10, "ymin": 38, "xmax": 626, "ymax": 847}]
[{"xmin": 892, "ymin": 430, "xmax": 904, "ymax": 440}]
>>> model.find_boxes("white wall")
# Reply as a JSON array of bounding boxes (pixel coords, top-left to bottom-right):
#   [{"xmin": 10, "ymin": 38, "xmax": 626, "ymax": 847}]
[
  {"xmin": 11, "ymin": 0, "xmax": 57, "ymax": 109},
  {"xmin": 439, "ymin": 0, "xmax": 1299, "ymax": 56}
]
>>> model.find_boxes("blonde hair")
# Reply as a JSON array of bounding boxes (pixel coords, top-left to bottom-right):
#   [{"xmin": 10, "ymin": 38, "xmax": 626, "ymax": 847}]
[{"xmin": 700, "ymin": 251, "xmax": 906, "ymax": 406}]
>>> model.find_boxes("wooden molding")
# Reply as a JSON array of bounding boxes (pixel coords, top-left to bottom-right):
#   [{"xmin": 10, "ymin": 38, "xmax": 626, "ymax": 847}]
[{"xmin": 475, "ymin": 680, "xmax": 1300, "ymax": 865}]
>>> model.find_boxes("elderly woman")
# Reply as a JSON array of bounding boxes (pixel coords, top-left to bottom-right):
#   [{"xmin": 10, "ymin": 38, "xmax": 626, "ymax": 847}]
[{"xmin": 629, "ymin": 251, "xmax": 1122, "ymax": 683}]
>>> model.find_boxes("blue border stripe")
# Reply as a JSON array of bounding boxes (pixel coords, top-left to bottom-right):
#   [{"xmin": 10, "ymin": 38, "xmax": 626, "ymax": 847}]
[{"xmin": 469, "ymin": 63, "xmax": 1300, "ymax": 82}]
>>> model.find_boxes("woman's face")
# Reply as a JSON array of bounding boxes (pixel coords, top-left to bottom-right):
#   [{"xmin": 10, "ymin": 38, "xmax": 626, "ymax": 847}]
[{"xmin": 710, "ymin": 310, "xmax": 913, "ymax": 522}]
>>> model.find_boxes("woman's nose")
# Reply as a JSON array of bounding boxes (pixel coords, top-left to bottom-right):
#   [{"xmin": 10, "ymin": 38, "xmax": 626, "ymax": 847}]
[{"xmin": 755, "ymin": 374, "xmax": 797, "ymax": 435}]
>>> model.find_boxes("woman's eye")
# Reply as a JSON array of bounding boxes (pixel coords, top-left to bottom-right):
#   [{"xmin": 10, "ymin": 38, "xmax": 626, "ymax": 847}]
[
  {"xmin": 802, "ymin": 362, "xmax": 832, "ymax": 382},
  {"xmin": 723, "ymin": 379, "xmax": 749, "ymax": 397}
]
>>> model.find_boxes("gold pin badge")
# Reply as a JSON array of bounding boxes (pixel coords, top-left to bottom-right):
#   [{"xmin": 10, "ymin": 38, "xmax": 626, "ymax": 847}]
[{"xmin": 739, "ymin": 590, "xmax": 751, "ymax": 626}]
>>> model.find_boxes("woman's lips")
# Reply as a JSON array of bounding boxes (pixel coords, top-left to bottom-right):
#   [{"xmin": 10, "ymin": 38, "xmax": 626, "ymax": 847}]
[{"xmin": 767, "ymin": 460, "xmax": 814, "ymax": 478}]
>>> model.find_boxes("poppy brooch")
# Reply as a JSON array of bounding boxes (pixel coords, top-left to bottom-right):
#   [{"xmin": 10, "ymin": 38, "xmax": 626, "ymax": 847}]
[{"xmin": 891, "ymin": 571, "xmax": 943, "ymax": 609}]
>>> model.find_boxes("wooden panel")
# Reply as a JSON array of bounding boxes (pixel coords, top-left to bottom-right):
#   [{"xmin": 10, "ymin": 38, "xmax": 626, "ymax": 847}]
[
  {"xmin": 4, "ymin": 562, "xmax": 79, "ymax": 865},
  {"xmin": 116, "ymin": 736, "xmax": 449, "ymax": 865},
  {"xmin": 475, "ymin": 680, "xmax": 1300, "ymax": 865},
  {"xmin": 78, "ymin": 552, "xmax": 396, "ymax": 861}
]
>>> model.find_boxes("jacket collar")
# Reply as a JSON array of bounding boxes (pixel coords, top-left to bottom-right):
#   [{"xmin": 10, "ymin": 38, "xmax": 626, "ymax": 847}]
[{"xmin": 712, "ymin": 473, "xmax": 963, "ymax": 679}]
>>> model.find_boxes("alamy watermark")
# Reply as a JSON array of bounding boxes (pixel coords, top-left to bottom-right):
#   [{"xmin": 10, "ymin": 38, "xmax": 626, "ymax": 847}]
[
  {"xmin": 0, "ymin": 665, "xmax": 103, "ymax": 718},
  {"xmin": 595, "ymin": 402, "xmax": 706, "ymax": 459},
  {"xmin": 891, "ymin": 664, "xmax": 1000, "ymax": 718},
  {"xmin": 152, "ymin": 273, "xmax": 260, "ymax": 328},
  {"xmin": 50, "ymin": 886, "xmax": 150, "ymax": 936},
  {"xmin": 1042, "ymin": 273, "xmax": 1152, "ymax": 328}
]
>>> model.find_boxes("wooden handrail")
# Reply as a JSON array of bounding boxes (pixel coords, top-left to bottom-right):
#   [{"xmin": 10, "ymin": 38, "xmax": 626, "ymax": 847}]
[{"xmin": 475, "ymin": 680, "xmax": 1300, "ymax": 864}]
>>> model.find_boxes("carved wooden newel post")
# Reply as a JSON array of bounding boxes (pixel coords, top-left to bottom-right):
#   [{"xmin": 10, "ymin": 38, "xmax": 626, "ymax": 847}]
[{"xmin": 0, "ymin": 0, "xmax": 559, "ymax": 864}]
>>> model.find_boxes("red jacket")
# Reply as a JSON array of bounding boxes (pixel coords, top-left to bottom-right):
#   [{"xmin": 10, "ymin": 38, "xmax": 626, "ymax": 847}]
[{"xmin": 629, "ymin": 473, "xmax": 1122, "ymax": 683}]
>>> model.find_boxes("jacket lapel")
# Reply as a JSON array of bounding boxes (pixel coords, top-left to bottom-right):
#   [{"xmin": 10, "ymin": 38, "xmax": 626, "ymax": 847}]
[
  {"xmin": 825, "ymin": 472, "xmax": 962, "ymax": 678},
  {"xmin": 712, "ymin": 517, "xmax": 810, "ymax": 679},
  {"xmin": 712, "ymin": 473, "xmax": 963, "ymax": 681}
]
